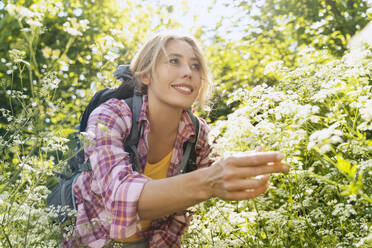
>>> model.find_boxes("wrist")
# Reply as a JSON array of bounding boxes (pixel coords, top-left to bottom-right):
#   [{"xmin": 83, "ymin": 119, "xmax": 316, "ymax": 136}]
[{"xmin": 191, "ymin": 166, "xmax": 213, "ymax": 201}]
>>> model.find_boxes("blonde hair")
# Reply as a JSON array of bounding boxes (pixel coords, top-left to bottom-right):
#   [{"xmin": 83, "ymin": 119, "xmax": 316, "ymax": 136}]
[{"xmin": 130, "ymin": 31, "xmax": 212, "ymax": 108}]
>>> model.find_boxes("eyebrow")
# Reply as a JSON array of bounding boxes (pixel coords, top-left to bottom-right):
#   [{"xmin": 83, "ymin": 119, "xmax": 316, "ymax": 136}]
[{"xmin": 167, "ymin": 53, "xmax": 200, "ymax": 62}]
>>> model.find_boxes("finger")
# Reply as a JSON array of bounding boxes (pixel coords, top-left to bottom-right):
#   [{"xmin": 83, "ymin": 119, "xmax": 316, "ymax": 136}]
[
  {"xmin": 228, "ymin": 151, "xmax": 285, "ymax": 167},
  {"xmin": 241, "ymin": 163, "xmax": 289, "ymax": 178},
  {"xmin": 267, "ymin": 161, "xmax": 287, "ymax": 166},
  {"xmin": 224, "ymin": 181, "xmax": 269, "ymax": 201},
  {"xmin": 231, "ymin": 146, "xmax": 265, "ymax": 156},
  {"xmin": 224, "ymin": 175, "xmax": 270, "ymax": 191}
]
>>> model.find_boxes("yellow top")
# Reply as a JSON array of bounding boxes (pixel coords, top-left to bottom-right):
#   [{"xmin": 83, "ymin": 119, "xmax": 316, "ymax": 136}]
[{"xmin": 123, "ymin": 150, "xmax": 173, "ymax": 242}]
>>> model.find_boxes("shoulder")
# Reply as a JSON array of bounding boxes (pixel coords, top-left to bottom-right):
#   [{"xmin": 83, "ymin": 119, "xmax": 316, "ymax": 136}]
[
  {"xmin": 198, "ymin": 117, "xmax": 210, "ymax": 135},
  {"xmin": 91, "ymin": 98, "xmax": 131, "ymax": 119},
  {"xmin": 194, "ymin": 116, "xmax": 214, "ymax": 167},
  {"xmin": 87, "ymin": 98, "xmax": 133, "ymax": 133},
  {"xmin": 195, "ymin": 116, "xmax": 210, "ymax": 145}
]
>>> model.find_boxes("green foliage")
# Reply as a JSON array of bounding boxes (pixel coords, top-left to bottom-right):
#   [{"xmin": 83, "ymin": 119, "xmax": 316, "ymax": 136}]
[
  {"xmin": 235, "ymin": 0, "xmax": 370, "ymax": 57},
  {"xmin": 1, "ymin": 0, "xmax": 371, "ymax": 247},
  {"xmin": 203, "ymin": 0, "xmax": 371, "ymax": 122},
  {"xmin": 183, "ymin": 47, "xmax": 372, "ymax": 247},
  {"xmin": 0, "ymin": 0, "xmax": 180, "ymax": 131},
  {"xmin": 0, "ymin": 1, "xmax": 179, "ymax": 246},
  {"xmin": 203, "ymin": 33, "xmax": 297, "ymax": 122}
]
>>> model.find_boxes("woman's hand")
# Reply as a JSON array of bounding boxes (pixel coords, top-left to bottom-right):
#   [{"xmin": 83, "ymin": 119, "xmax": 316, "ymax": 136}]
[
  {"xmin": 205, "ymin": 151, "xmax": 289, "ymax": 201},
  {"xmin": 138, "ymin": 151, "xmax": 288, "ymax": 220}
]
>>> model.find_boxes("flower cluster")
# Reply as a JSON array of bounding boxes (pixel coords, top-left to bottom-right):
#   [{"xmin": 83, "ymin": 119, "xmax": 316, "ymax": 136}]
[
  {"xmin": 183, "ymin": 47, "xmax": 372, "ymax": 247},
  {"xmin": 62, "ymin": 17, "xmax": 89, "ymax": 37}
]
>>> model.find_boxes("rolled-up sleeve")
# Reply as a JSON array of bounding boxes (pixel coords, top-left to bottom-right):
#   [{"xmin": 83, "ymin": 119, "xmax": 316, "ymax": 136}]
[{"xmin": 84, "ymin": 98, "xmax": 150, "ymax": 240}]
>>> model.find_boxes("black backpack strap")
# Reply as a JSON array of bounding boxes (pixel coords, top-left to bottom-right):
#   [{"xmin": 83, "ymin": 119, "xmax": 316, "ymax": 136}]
[
  {"xmin": 124, "ymin": 89, "xmax": 144, "ymax": 172},
  {"xmin": 78, "ymin": 161, "xmax": 92, "ymax": 171},
  {"xmin": 121, "ymin": 89, "xmax": 200, "ymax": 174},
  {"xmin": 179, "ymin": 109, "xmax": 201, "ymax": 174}
]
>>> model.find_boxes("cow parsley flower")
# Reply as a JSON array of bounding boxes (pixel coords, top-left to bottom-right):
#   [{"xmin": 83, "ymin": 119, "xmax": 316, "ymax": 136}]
[
  {"xmin": 63, "ymin": 18, "xmax": 89, "ymax": 36},
  {"xmin": 26, "ymin": 18, "xmax": 42, "ymax": 27},
  {"xmin": 104, "ymin": 51, "xmax": 120, "ymax": 62},
  {"xmin": 360, "ymin": 99, "xmax": 372, "ymax": 122}
]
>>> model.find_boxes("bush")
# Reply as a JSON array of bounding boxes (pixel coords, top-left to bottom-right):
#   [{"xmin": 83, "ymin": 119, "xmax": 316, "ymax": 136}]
[
  {"xmin": 182, "ymin": 47, "xmax": 372, "ymax": 247},
  {"xmin": 0, "ymin": 1, "xmax": 177, "ymax": 246}
]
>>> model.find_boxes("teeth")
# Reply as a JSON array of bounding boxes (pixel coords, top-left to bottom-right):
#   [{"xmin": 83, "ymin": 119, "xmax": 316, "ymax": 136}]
[{"xmin": 173, "ymin": 86, "xmax": 192, "ymax": 92}]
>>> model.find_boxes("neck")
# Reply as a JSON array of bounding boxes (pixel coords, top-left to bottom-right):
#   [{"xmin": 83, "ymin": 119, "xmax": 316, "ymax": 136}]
[{"xmin": 147, "ymin": 97, "xmax": 183, "ymax": 136}]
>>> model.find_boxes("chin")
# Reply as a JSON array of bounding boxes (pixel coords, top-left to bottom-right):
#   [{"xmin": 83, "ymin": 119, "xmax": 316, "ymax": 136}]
[
  {"xmin": 165, "ymin": 100, "xmax": 193, "ymax": 110},
  {"xmin": 176, "ymin": 98, "xmax": 196, "ymax": 109},
  {"xmin": 154, "ymin": 94, "xmax": 197, "ymax": 110},
  {"xmin": 174, "ymin": 102, "xmax": 193, "ymax": 110}
]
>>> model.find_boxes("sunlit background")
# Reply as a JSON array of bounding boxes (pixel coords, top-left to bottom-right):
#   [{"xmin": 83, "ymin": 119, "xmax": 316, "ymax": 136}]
[{"xmin": 0, "ymin": 0, "xmax": 371, "ymax": 247}]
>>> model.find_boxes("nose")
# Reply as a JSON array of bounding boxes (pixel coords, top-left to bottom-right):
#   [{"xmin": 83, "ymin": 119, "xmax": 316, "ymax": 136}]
[{"xmin": 181, "ymin": 63, "xmax": 192, "ymax": 79}]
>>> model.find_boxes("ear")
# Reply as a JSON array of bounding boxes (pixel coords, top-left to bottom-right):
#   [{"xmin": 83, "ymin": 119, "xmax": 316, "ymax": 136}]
[{"xmin": 141, "ymin": 72, "xmax": 152, "ymax": 86}]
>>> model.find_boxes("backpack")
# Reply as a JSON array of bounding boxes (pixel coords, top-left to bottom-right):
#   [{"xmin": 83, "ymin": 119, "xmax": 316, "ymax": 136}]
[{"xmin": 46, "ymin": 65, "xmax": 201, "ymax": 223}]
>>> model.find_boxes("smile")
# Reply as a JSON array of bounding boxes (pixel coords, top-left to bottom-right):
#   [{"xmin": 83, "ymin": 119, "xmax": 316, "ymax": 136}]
[{"xmin": 171, "ymin": 84, "xmax": 194, "ymax": 95}]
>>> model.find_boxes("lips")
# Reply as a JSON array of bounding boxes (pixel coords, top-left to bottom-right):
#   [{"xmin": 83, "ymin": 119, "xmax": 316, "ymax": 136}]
[{"xmin": 171, "ymin": 83, "xmax": 194, "ymax": 95}]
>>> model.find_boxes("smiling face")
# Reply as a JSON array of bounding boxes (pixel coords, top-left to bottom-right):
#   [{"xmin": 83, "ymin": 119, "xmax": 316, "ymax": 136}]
[{"xmin": 142, "ymin": 39, "xmax": 202, "ymax": 111}]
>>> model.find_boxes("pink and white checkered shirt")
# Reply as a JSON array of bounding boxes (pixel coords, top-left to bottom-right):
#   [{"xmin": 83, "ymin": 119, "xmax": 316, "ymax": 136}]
[{"xmin": 62, "ymin": 95, "xmax": 213, "ymax": 247}]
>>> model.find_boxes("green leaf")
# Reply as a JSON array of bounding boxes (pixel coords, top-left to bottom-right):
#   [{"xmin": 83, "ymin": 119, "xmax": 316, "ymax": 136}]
[
  {"xmin": 336, "ymin": 154, "xmax": 355, "ymax": 178},
  {"xmin": 59, "ymin": 128, "xmax": 77, "ymax": 137}
]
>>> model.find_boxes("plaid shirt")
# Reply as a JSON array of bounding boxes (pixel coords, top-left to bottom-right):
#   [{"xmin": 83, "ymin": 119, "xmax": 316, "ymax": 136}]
[{"xmin": 63, "ymin": 96, "xmax": 213, "ymax": 248}]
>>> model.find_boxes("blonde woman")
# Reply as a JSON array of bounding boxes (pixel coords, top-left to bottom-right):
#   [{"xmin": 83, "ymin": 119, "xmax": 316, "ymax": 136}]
[{"xmin": 63, "ymin": 32, "xmax": 289, "ymax": 248}]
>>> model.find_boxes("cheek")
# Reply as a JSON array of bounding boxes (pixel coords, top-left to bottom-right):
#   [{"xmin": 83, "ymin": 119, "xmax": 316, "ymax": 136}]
[
  {"xmin": 156, "ymin": 66, "xmax": 173, "ymax": 82},
  {"xmin": 194, "ymin": 73, "xmax": 202, "ymax": 87}
]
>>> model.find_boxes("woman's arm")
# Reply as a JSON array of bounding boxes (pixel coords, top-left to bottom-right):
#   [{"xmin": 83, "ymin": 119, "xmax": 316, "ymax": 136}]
[
  {"xmin": 85, "ymin": 99, "xmax": 151, "ymax": 240},
  {"xmin": 138, "ymin": 151, "xmax": 289, "ymax": 220}
]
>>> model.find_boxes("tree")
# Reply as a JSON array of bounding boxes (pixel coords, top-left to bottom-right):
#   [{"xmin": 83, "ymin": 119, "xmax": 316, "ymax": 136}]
[
  {"xmin": 0, "ymin": 0, "xmax": 179, "ymax": 163},
  {"xmin": 235, "ymin": 0, "xmax": 370, "ymax": 57},
  {"xmin": 0, "ymin": 1, "xmax": 182, "ymax": 246},
  {"xmin": 202, "ymin": 0, "xmax": 371, "ymax": 122}
]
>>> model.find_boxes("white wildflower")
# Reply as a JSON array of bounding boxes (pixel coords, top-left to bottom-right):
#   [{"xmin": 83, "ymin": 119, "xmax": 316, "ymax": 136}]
[
  {"xmin": 96, "ymin": 72, "xmax": 105, "ymax": 81},
  {"xmin": 81, "ymin": 131, "xmax": 96, "ymax": 140},
  {"xmin": 355, "ymin": 233, "xmax": 372, "ymax": 247},
  {"xmin": 310, "ymin": 115, "xmax": 320, "ymax": 123},
  {"xmin": 312, "ymin": 105, "xmax": 320, "ymax": 114},
  {"xmin": 59, "ymin": 60, "xmax": 69, "ymax": 71},
  {"xmin": 264, "ymin": 60, "xmax": 284, "ymax": 75},
  {"xmin": 18, "ymin": 162, "xmax": 35, "ymax": 171},
  {"xmin": 41, "ymin": 72, "xmax": 61, "ymax": 92},
  {"xmin": 104, "ymin": 51, "xmax": 119, "ymax": 62},
  {"xmin": 319, "ymin": 144, "xmax": 332, "ymax": 154},
  {"xmin": 310, "ymin": 128, "xmax": 333, "ymax": 141},
  {"xmin": 9, "ymin": 49, "xmax": 26, "ymax": 63},
  {"xmin": 79, "ymin": 19, "xmax": 90, "ymax": 31},
  {"xmin": 64, "ymin": 27, "xmax": 82, "ymax": 36},
  {"xmin": 360, "ymin": 99, "xmax": 372, "ymax": 122},
  {"xmin": 73, "ymin": 8, "xmax": 83, "ymax": 17},
  {"xmin": 26, "ymin": 18, "xmax": 42, "ymax": 27},
  {"xmin": 6, "ymin": 4, "xmax": 35, "ymax": 19},
  {"xmin": 329, "ymin": 135, "xmax": 343, "ymax": 144},
  {"xmin": 63, "ymin": 18, "xmax": 89, "ymax": 36}
]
